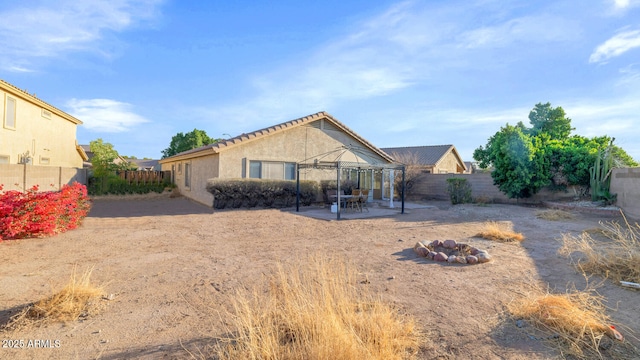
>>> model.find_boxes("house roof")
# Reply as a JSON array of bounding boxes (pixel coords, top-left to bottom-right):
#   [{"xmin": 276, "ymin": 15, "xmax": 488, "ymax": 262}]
[
  {"xmin": 159, "ymin": 111, "xmax": 394, "ymax": 163},
  {"xmin": 129, "ymin": 159, "xmax": 160, "ymax": 169},
  {"xmin": 0, "ymin": 79, "xmax": 83, "ymax": 125},
  {"xmin": 381, "ymin": 145, "xmax": 467, "ymax": 171}
]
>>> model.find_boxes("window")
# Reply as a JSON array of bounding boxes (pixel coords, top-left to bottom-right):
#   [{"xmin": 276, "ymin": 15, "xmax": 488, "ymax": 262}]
[
  {"xmin": 249, "ymin": 161, "xmax": 261, "ymax": 178},
  {"xmin": 249, "ymin": 161, "xmax": 296, "ymax": 180},
  {"xmin": 41, "ymin": 109, "xmax": 52, "ymax": 119},
  {"xmin": 4, "ymin": 96, "xmax": 16, "ymax": 129},
  {"xmin": 184, "ymin": 163, "xmax": 191, "ymax": 188},
  {"xmin": 0, "ymin": 155, "xmax": 9, "ymax": 164},
  {"xmin": 40, "ymin": 157, "xmax": 50, "ymax": 165}
]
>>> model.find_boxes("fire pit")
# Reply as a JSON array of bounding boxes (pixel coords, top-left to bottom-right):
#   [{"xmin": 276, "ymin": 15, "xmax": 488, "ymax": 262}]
[{"xmin": 414, "ymin": 240, "xmax": 491, "ymax": 264}]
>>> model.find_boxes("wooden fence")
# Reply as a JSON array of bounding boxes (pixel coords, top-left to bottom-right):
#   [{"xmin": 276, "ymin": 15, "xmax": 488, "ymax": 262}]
[{"xmin": 116, "ymin": 170, "xmax": 171, "ymax": 185}]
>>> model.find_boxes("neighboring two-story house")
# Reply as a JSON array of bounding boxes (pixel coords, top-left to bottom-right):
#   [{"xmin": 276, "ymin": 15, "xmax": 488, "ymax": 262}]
[{"xmin": 1, "ymin": 80, "xmax": 87, "ymax": 168}]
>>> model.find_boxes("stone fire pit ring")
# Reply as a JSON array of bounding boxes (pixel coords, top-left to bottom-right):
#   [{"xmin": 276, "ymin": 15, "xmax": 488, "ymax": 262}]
[{"xmin": 414, "ymin": 240, "xmax": 491, "ymax": 265}]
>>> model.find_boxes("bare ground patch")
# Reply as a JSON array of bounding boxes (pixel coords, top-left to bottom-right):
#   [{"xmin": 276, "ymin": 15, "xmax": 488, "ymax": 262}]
[{"xmin": 0, "ymin": 198, "xmax": 638, "ymax": 359}]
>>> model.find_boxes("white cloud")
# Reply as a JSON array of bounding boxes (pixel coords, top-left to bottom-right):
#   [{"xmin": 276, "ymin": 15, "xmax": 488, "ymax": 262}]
[
  {"xmin": 612, "ymin": 0, "xmax": 640, "ymax": 10},
  {"xmin": 459, "ymin": 15, "xmax": 580, "ymax": 49},
  {"xmin": 0, "ymin": 0, "xmax": 163, "ymax": 72},
  {"xmin": 589, "ymin": 29, "xmax": 640, "ymax": 63},
  {"xmin": 208, "ymin": 1, "xmax": 580, "ymax": 127},
  {"xmin": 66, "ymin": 98, "xmax": 150, "ymax": 132}
]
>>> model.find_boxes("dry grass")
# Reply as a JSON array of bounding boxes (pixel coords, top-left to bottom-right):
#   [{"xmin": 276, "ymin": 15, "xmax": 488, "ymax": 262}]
[
  {"xmin": 559, "ymin": 217, "xmax": 640, "ymax": 284},
  {"xmin": 535, "ymin": 209, "xmax": 574, "ymax": 221},
  {"xmin": 508, "ymin": 285, "xmax": 632, "ymax": 359},
  {"xmin": 5, "ymin": 266, "xmax": 104, "ymax": 329},
  {"xmin": 213, "ymin": 256, "xmax": 421, "ymax": 360},
  {"xmin": 475, "ymin": 221, "xmax": 525, "ymax": 242}
]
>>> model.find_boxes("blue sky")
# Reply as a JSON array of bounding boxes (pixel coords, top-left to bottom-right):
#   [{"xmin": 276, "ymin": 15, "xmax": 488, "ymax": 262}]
[{"xmin": 2, "ymin": 0, "xmax": 639, "ymax": 161}]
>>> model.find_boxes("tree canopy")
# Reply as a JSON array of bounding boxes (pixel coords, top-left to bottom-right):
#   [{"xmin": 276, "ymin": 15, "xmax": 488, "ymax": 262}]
[
  {"xmin": 474, "ymin": 102, "xmax": 637, "ymax": 199},
  {"xmin": 527, "ymin": 102, "xmax": 574, "ymax": 140},
  {"xmin": 162, "ymin": 129, "xmax": 219, "ymax": 158},
  {"xmin": 90, "ymin": 139, "xmax": 131, "ymax": 177}
]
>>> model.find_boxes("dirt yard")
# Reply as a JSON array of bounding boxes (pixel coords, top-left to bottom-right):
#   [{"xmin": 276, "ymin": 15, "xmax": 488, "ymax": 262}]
[{"xmin": 1, "ymin": 195, "xmax": 638, "ymax": 359}]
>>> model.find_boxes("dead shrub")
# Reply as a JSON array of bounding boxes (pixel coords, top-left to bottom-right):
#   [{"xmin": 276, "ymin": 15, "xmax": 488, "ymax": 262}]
[
  {"xmin": 508, "ymin": 284, "xmax": 632, "ymax": 359},
  {"xmin": 473, "ymin": 195, "xmax": 491, "ymax": 206},
  {"xmin": 535, "ymin": 209, "xmax": 574, "ymax": 221},
  {"xmin": 475, "ymin": 221, "xmax": 525, "ymax": 242},
  {"xmin": 559, "ymin": 217, "xmax": 640, "ymax": 284},
  {"xmin": 212, "ymin": 256, "xmax": 421, "ymax": 360},
  {"xmin": 5, "ymin": 266, "xmax": 104, "ymax": 329}
]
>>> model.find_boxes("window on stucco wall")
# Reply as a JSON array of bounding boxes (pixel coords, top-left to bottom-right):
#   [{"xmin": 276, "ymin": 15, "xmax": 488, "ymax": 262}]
[
  {"xmin": 184, "ymin": 163, "xmax": 191, "ymax": 188},
  {"xmin": 249, "ymin": 161, "xmax": 296, "ymax": 180},
  {"xmin": 4, "ymin": 95, "xmax": 16, "ymax": 129}
]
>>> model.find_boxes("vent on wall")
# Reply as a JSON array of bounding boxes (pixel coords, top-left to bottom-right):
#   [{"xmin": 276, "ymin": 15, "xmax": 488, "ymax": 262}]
[
  {"xmin": 322, "ymin": 121, "xmax": 340, "ymax": 132},
  {"xmin": 306, "ymin": 119, "xmax": 339, "ymax": 131},
  {"xmin": 41, "ymin": 109, "xmax": 52, "ymax": 119},
  {"xmin": 307, "ymin": 120, "xmax": 322, "ymax": 129}
]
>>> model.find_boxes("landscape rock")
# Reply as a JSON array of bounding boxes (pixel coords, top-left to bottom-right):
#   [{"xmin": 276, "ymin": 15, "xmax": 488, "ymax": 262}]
[
  {"xmin": 466, "ymin": 255, "xmax": 478, "ymax": 264},
  {"xmin": 456, "ymin": 256, "xmax": 467, "ymax": 264},
  {"xmin": 414, "ymin": 246, "xmax": 428, "ymax": 257},
  {"xmin": 443, "ymin": 239, "xmax": 457, "ymax": 249},
  {"xmin": 447, "ymin": 255, "xmax": 457, "ymax": 263},
  {"xmin": 427, "ymin": 251, "xmax": 437, "ymax": 260},
  {"xmin": 431, "ymin": 240, "xmax": 443, "ymax": 248},
  {"xmin": 434, "ymin": 252, "xmax": 448, "ymax": 262},
  {"xmin": 476, "ymin": 252, "xmax": 492, "ymax": 263}
]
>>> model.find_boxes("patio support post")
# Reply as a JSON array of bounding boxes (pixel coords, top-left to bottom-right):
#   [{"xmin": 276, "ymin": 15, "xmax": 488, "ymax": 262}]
[
  {"xmin": 389, "ymin": 170, "xmax": 395, "ymax": 208},
  {"xmin": 336, "ymin": 161, "xmax": 342, "ymax": 220},
  {"xmin": 401, "ymin": 165, "xmax": 405, "ymax": 214},
  {"xmin": 296, "ymin": 166, "xmax": 300, "ymax": 212},
  {"xmin": 336, "ymin": 163, "xmax": 341, "ymax": 220}
]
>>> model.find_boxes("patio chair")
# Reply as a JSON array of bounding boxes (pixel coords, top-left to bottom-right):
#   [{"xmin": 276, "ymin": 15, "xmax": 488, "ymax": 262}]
[
  {"xmin": 346, "ymin": 189, "xmax": 361, "ymax": 212},
  {"xmin": 359, "ymin": 189, "xmax": 369, "ymax": 212}
]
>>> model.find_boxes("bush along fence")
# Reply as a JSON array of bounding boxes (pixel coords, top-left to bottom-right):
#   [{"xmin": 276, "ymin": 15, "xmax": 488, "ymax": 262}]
[
  {"xmin": 0, "ymin": 182, "xmax": 91, "ymax": 240},
  {"xmin": 446, "ymin": 178, "xmax": 473, "ymax": 204},
  {"xmin": 207, "ymin": 179, "xmax": 319, "ymax": 209},
  {"xmin": 89, "ymin": 170, "xmax": 172, "ymax": 196}
]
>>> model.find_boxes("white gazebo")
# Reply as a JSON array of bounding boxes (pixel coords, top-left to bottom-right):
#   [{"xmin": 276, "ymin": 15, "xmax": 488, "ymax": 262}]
[{"xmin": 295, "ymin": 145, "xmax": 406, "ymax": 220}]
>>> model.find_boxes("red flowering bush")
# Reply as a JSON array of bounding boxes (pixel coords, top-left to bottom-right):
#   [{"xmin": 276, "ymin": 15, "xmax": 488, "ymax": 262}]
[{"xmin": 0, "ymin": 182, "xmax": 91, "ymax": 241}]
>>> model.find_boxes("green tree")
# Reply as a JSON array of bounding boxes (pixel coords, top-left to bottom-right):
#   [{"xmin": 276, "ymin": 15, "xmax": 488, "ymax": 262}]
[
  {"xmin": 527, "ymin": 102, "xmax": 574, "ymax": 140},
  {"xmin": 475, "ymin": 103, "xmax": 637, "ymax": 199},
  {"xmin": 473, "ymin": 124, "xmax": 550, "ymax": 199},
  {"xmin": 90, "ymin": 139, "xmax": 130, "ymax": 192},
  {"xmin": 162, "ymin": 129, "xmax": 219, "ymax": 158}
]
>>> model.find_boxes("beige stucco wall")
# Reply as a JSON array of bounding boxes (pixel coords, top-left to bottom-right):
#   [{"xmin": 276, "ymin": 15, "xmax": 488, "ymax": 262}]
[
  {"xmin": 160, "ymin": 120, "xmax": 389, "ymax": 206},
  {"xmin": 160, "ymin": 154, "xmax": 219, "ymax": 206},
  {"xmin": 218, "ymin": 122, "xmax": 385, "ymax": 181},
  {"xmin": 611, "ymin": 167, "xmax": 640, "ymax": 219},
  {"xmin": 0, "ymin": 164, "xmax": 87, "ymax": 192},
  {"xmin": 1, "ymin": 89, "xmax": 83, "ymax": 167},
  {"xmin": 433, "ymin": 152, "xmax": 464, "ymax": 174}
]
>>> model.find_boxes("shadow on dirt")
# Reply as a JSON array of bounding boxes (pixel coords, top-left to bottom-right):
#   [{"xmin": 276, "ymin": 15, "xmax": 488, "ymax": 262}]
[{"xmin": 88, "ymin": 197, "xmax": 214, "ymax": 218}]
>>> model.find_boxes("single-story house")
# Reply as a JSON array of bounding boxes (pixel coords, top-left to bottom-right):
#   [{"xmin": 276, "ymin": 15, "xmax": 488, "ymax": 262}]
[
  {"xmin": 1, "ymin": 79, "xmax": 87, "ymax": 167},
  {"xmin": 159, "ymin": 111, "xmax": 402, "ymax": 206},
  {"xmin": 128, "ymin": 159, "xmax": 160, "ymax": 171},
  {"xmin": 381, "ymin": 145, "xmax": 467, "ymax": 174}
]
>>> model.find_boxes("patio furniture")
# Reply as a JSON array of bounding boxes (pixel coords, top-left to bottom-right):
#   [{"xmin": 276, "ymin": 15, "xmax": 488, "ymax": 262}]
[
  {"xmin": 346, "ymin": 189, "xmax": 361, "ymax": 212},
  {"xmin": 359, "ymin": 189, "xmax": 369, "ymax": 212},
  {"xmin": 328, "ymin": 189, "xmax": 349, "ymax": 210}
]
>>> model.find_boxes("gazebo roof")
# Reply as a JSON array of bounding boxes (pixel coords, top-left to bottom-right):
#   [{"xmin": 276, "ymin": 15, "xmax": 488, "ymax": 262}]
[{"xmin": 298, "ymin": 145, "xmax": 405, "ymax": 171}]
